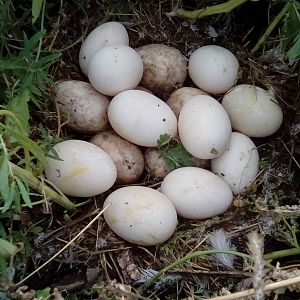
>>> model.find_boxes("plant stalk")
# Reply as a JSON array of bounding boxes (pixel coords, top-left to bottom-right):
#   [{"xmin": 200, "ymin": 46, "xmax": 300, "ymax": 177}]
[
  {"xmin": 177, "ymin": 0, "xmax": 249, "ymax": 19},
  {"xmin": 251, "ymin": 1, "xmax": 291, "ymax": 54},
  {"xmin": 10, "ymin": 163, "xmax": 76, "ymax": 211},
  {"xmin": 140, "ymin": 249, "xmax": 251, "ymax": 291},
  {"xmin": 263, "ymin": 247, "xmax": 300, "ymax": 261}
]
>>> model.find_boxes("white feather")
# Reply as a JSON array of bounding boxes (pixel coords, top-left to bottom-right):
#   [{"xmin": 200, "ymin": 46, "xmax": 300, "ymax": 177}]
[{"xmin": 208, "ymin": 229, "xmax": 236, "ymax": 269}]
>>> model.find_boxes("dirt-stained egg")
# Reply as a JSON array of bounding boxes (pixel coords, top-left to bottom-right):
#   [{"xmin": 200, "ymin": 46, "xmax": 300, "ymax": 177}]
[
  {"xmin": 166, "ymin": 87, "xmax": 208, "ymax": 118},
  {"xmin": 55, "ymin": 80, "xmax": 110, "ymax": 134},
  {"xmin": 88, "ymin": 45, "xmax": 143, "ymax": 96},
  {"xmin": 211, "ymin": 132, "xmax": 259, "ymax": 194},
  {"xmin": 189, "ymin": 45, "xmax": 239, "ymax": 94},
  {"xmin": 90, "ymin": 130, "xmax": 144, "ymax": 184},
  {"xmin": 222, "ymin": 84, "xmax": 283, "ymax": 137},
  {"xmin": 178, "ymin": 95, "xmax": 232, "ymax": 159},
  {"xmin": 160, "ymin": 167, "xmax": 233, "ymax": 219},
  {"xmin": 45, "ymin": 140, "xmax": 117, "ymax": 197},
  {"xmin": 79, "ymin": 21, "xmax": 129, "ymax": 76},
  {"xmin": 108, "ymin": 90, "xmax": 177, "ymax": 147},
  {"xmin": 103, "ymin": 186, "xmax": 178, "ymax": 246},
  {"xmin": 136, "ymin": 44, "xmax": 187, "ymax": 94}
]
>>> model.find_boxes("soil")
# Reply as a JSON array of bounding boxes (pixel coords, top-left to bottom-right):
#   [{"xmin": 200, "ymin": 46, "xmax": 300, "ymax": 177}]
[{"xmin": 3, "ymin": 0, "xmax": 300, "ymax": 299}]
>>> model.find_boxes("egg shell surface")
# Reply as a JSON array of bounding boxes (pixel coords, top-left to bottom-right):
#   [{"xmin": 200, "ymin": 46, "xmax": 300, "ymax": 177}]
[
  {"xmin": 108, "ymin": 90, "xmax": 178, "ymax": 147},
  {"xmin": 222, "ymin": 84, "xmax": 283, "ymax": 137},
  {"xmin": 103, "ymin": 186, "xmax": 178, "ymax": 246},
  {"xmin": 88, "ymin": 45, "xmax": 143, "ymax": 96},
  {"xmin": 160, "ymin": 167, "xmax": 233, "ymax": 219},
  {"xmin": 79, "ymin": 22, "xmax": 129, "ymax": 76},
  {"xmin": 136, "ymin": 44, "xmax": 187, "ymax": 93},
  {"xmin": 188, "ymin": 45, "xmax": 239, "ymax": 94},
  {"xmin": 178, "ymin": 95, "xmax": 232, "ymax": 159},
  {"xmin": 45, "ymin": 140, "xmax": 117, "ymax": 197},
  {"xmin": 211, "ymin": 132, "xmax": 259, "ymax": 194},
  {"xmin": 166, "ymin": 87, "xmax": 208, "ymax": 119},
  {"xmin": 90, "ymin": 130, "xmax": 144, "ymax": 184},
  {"xmin": 55, "ymin": 80, "xmax": 110, "ymax": 134}
]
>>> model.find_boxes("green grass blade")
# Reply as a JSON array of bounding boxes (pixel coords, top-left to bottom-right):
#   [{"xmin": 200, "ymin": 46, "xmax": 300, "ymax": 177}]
[
  {"xmin": 32, "ymin": 0, "xmax": 44, "ymax": 24},
  {"xmin": 287, "ymin": 34, "xmax": 300, "ymax": 64},
  {"xmin": 0, "ymin": 153, "xmax": 10, "ymax": 203},
  {"xmin": 5, "ymin": 88, "xmax": 30, "ymax": 134},
  {"xmin": 0, "ymin": 238, "xmax": 17, "ymax": 257},
  {"xmin": 15, "ymin": 177, "xmax": 32, "ymax": 208},
  {"xmin": 0, "ymin": 124, "xmax": 47, "ymax": 168},
  {"xmin": 2, "ymin": 183, "xmax": 15, "ymax": 213}
]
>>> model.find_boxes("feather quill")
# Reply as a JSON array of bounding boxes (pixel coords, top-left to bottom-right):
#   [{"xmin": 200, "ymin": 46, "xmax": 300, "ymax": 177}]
[{"xmin": 208, "ymin": 229, "xmax": 236, "ymax": 269}]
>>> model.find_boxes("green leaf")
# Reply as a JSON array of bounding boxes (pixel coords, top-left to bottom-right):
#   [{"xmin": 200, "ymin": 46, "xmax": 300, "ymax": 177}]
[
  {"xmin": 0, "ymin": 153, "xmax": 10, "ymax": 203},
  {"xmin": 36, "ymin": 287, "xmax": 51, "ymax": 299},
  {"xmin": 0, "ymin": 238, "xmax": 17, "ymax": 258},
  {"xmin": 30, "ymin": 226, "xmax": 43, "ymax": 234},
  {"xmin": 15, "ymin": 177, "xmax": 32, "ymax": 208},
  {"xmin": 287, "ymin": 34, "xmax": 300, "ymax": 64},
  {"xmin": 0, "ymin": 223, "xmax": 6, "ymax": 238},
  {"xmin": 6, "ymin": 88, "xmax": 30, "ymax": 134},
  {"xmin": 164, "ymin": 144, "xmax": 196, "ymax": 169},
  {"xmin": 32, "ymin": 0, "xmax": 44, "ymax": 24},
  {"xmin": 157, "ymin": 134, "xmax": 171, "ymax": 149}
]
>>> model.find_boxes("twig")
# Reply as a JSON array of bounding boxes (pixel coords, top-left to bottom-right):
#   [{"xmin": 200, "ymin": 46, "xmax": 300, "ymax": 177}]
[
  {"xmin": 251, "ymin": 1, "xmax": 291, "ymax": 54},
  {"xmin": 281, "ymin": 139, "xmax": 300, "ymax": 170},
  {"xmin": 16, "ymin": 204, "xmax": 110, "ymax": 286},
  {"xmin": 177, "ymin": 0, "xmax": 249, "ymax": 19},
  {"xmin": 209, "ymin": 275, "xmax": 300, "ymax": 300}
]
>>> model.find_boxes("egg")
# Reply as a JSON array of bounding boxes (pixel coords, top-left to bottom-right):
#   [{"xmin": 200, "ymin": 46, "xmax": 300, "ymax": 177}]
[
  {"xmin": 160, "ymin": 167, "xmax": 233, "ymax": 219},
  {"xmin": 178, "ymin": 95, "xmax": 232, "ymax": 159},
  {"xmin": 103, "ymin": 186, "xmax": 178, "ymax": 246},
  {"xmin": 108, "ymin": 90, "xmax": 177, "ymax": 147},
  {"xmin": 55, "ymin": 80, "xmax": 110, "ymax": 134},
  {"xmin": 88, "ymin": 45, "xmax": 143, "ymax": 96},
  {"xmin": 222, "ymin": 84, "xmax": 283, "ymax": 137},
  {"xmin": 166, "ymin": 87, "xmax": 208, "ymax": 118},
  {"xmin": 211, "ymin": 132, "xmax": 259, "ymax": 194},
  {"xmin": 144, "ymin": 148, "xmax": 172, "ymax": 179},
  {"xmin": 79, "ymin": 21, "xmax": 129, "ymax": 76},
  {"xmin": 136, "ymin": 44, "xmax": 187, "ymax": 94},
  {"xmin": 188, "ymin": 45, "xmax": 239, "ymax": 94},
  {"xmin": 45, "ymin": 140, "xmax": 117, "ymax": 197},
  {"xmin": 90, "ymin": 130, "xmax": 144, "ymax": 184}
]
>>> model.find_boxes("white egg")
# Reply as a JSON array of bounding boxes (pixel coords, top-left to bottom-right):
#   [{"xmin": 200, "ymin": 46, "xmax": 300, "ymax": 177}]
[
  {"xmin": 88, "ymin": 45, "xmax": 143, "ymax": 96},
  {"xmin": 79, "ymin": 22, "xmax": 129, "ymax": 76},
  {"xmin": 211, "ymin": 132, "xmax": 259, "ymax": 194},
  {"xmin": 189, "ymin": 45, "xmax": 239, "ymax": 94},
  {"xmin": 55, "ymin": 80, "xmax": 110, "ymax": 134},
  {"xmin": 222, "ymin": 84, "xmax": 283, "ymax": 137},
  {"xmin": 103, "ymin": 186, "xmax": 178, "ymax": 246},
  {"xmin": 108, "ymin": 90, "xmax": 177, "ymax": 147},
  {"xmin": 160, "ymin": 167, "xmax": 233, "ymax": 219},
  {"xmin": 178, "ymin": 95, "xmax": 232, "ymax": 159},
  {"xmin": 45, "ymin": 140, "xmax": 117, "ymax": 197}
]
